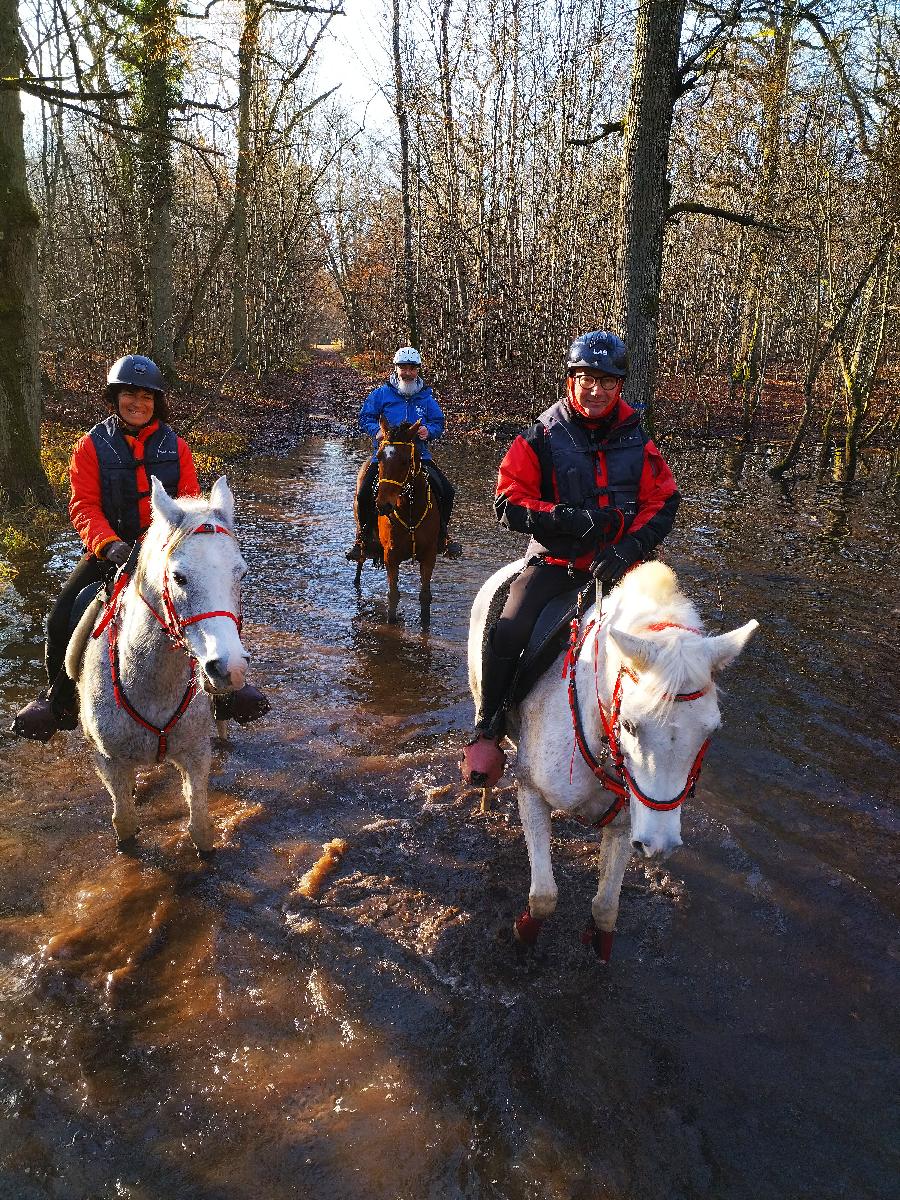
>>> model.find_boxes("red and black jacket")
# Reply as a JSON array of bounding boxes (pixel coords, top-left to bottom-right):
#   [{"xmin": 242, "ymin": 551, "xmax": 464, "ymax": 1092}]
[
  {"xmin": 494, "ymin": 397, "xmax": 679, "ymax": 571},
  {"xmin": 69, "ymin": 416, "xmax": 200, "ymax": 557}
]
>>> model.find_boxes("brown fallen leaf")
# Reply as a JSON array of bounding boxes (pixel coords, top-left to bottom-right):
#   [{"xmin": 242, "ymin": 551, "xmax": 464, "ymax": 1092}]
[{"xmin": 294, "ymin": 838, "xmax": 349, "ymax": 899}]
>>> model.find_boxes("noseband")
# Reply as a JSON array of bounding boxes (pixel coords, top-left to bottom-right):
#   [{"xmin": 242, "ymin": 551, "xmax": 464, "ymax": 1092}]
[
  {"xmin": 92, "ymin": 521, "xmax": 243, "ymax": 761},
  {"xmin": 564, "ymin": 594, "xmax": 712, "ymax": 828}
]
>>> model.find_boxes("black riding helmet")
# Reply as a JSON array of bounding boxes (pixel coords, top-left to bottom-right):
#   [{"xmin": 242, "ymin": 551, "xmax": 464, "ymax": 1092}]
[
  {"xmin": 567, "ymin": 331, "xmax": 628, "ymax": 378},
  {"xmin": 105, "ymin": 354, "xmax": 170, "ymax": 424}
]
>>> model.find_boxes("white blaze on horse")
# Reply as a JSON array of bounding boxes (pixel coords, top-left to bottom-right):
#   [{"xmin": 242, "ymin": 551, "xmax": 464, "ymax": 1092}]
[
  {"xmin": 468, "ymin": 559, "xmax": 758, "ymax": 961},
  {"xmin": 68, "ymin": 477, "xmax": 249, "ymax": 854}
]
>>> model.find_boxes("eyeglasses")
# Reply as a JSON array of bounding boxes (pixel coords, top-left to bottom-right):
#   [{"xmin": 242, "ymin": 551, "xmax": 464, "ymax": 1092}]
[{"xmin": 572, "ymin": 373, "xmax": 619, "ymax": 390}]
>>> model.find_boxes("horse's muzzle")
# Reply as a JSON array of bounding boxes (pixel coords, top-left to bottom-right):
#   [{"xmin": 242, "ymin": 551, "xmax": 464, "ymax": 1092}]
[
  {"xmin": 203, "ymin": 655, "xmax": 248, "ymax": 693},
  {"xmin": 631, "ymin": 836, "xmax": 682, "ymax": 860}
]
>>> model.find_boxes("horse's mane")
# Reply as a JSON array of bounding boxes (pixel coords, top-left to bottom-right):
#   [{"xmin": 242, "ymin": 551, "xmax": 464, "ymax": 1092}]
[{"xmin": 603, "ymin": 562, "xmax": 711, "ymax": 715}]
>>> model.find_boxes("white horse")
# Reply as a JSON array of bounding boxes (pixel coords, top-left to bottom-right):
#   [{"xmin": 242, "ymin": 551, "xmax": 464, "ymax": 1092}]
[
  {"xmin": 468, "ymin": 559, "xmax": 758, "ymax": 960},
  {"xmin": 67, "ymin": 477, "xmax": 249, "ymax": 854}
]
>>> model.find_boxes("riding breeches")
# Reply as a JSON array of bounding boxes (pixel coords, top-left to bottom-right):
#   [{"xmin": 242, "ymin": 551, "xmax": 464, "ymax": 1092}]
[
  {"xmin": 491, "ymin": 559, "xmax": 591, "ymax": 660},
  {"xmin": 45, "ymin": 553, "xmax": 114, "ymax": 682}
]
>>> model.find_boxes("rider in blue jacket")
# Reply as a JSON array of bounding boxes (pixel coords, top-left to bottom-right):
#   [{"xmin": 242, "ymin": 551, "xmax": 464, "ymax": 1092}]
[{"xmin": 346, "ymin": 346, "xmax": 462, "ymax": 562}]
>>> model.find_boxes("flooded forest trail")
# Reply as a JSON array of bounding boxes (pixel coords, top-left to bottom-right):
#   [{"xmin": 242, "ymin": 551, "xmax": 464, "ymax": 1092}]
[{"xmin": 0, "ymin": 354, "xmax": 897, "ymax": 1200}]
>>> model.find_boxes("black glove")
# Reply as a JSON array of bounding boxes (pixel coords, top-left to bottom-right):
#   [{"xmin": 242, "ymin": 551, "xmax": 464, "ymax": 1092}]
[
  {"xmin": 591, "ymin": 536, "xmax": 643, "ymax": 583},
  {"xmin": 551, "ymin": 505, "xmax": 622, "ymax": 543},
  {"xmin": 103, "ymin": 540, "xmax": 131, "ymax": 567}
]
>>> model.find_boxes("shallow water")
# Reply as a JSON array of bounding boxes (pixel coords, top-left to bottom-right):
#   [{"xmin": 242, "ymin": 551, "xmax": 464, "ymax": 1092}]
[{"xmin": 0, "ymin": 410, "xmax": 897, "ymax": 1199}]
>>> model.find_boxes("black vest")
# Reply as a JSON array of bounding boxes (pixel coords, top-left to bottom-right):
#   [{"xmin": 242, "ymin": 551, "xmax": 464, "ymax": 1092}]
[
  {"xmin": 527, "ymin": 400, "xmax": 647, "ymax": 561},
  {"xmin": 89, "ymin": 416, "xmax": 181, "ymax": 544}
]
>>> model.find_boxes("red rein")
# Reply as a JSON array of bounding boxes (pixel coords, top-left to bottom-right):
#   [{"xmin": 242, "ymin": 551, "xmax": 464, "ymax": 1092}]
[
  {"xmin": 564, "ymin": 605, "xmax": 711, "ymax": 826},
  {"xmin": 92, "ymin": 521, "xmax": 241, "ymax": 761}
]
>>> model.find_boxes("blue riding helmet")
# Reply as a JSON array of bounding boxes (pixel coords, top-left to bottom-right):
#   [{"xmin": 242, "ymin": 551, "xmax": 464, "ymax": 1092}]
[
  {"xmin": 107, "ymin": 355, "xmax": 167, "ymax": 394},
  {"xmin": 567, "ymin": 331, "xmax": 628, "ymax": 378}
]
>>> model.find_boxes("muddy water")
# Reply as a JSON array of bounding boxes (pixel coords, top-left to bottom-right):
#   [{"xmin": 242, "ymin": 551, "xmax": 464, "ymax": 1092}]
[{"xmin": 0, "ymin": 417, "xmax": 897, "ymax": 1200}]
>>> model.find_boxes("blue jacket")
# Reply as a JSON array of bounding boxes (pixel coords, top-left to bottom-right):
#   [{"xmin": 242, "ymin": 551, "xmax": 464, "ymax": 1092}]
[{"xmin": 359, "ymin": 378, "xmax": 445, "ymax": 461}]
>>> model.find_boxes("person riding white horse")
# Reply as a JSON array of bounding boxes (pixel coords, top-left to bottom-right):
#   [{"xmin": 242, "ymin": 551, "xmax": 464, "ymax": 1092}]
[
  {"xmin": 346, "ymin": 346, "xmax": 462, "ymax": 564},
  {"xmin": 11, "ymin": 355, "xmax": 268, "ymax": 742},
  {"xmin": 462, "ymin": 330, "xmax": 680, "ymax": 787}
]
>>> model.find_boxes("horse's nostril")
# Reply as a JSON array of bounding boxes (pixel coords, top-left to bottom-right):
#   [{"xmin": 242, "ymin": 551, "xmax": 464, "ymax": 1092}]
[{"xmin": 207, "ymin": 657, "xmax": 229, "ymax": 681}]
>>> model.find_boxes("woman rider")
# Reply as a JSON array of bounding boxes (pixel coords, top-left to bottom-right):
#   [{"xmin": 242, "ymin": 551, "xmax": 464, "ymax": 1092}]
[
  {"xmin": 346, "ymin": 346, "xmax": 462, "ymax": 562},
  {"xmin": 12, "ymin": 355, "xmax": 268, "ymax": 742},
  {"xmin": 462, "ymin": 331, "xmax": 680, "ymax": 786}
]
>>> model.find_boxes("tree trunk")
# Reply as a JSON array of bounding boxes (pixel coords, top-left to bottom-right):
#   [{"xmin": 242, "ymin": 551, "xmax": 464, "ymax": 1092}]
[
  {"xmin": 232, "ymin": 0, "xmax": 264, "ymax": 370},
  {"xmin": 0, "ymin": 0, "xmax": 51, "ymax": 505},
  {"xmin": 615, "ymin": 0, "xmax": 685, "ymax": 436},
  {"xmin": 728, "ymin": 1, "xmax": 797, "ymax": 441},
  {"xmin": 133, "ymin": 0, "xmax": 178, "ymax": 377},
  {"xmin": 391, "ymin": 0, "xmax": 418, "ymax": 347}
]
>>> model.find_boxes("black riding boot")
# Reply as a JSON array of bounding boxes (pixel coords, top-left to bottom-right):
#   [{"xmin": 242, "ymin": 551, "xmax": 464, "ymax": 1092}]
[
  {"xmin": 472, "ymin": 634, "xmax": 522, "ymax": 740},
  {"xmin": 11, "ymin": 671, "xmax": 78, "ymax": 743}
]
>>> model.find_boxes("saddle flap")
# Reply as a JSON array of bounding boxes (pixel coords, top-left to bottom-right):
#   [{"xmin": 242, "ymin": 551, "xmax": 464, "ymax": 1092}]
[
  {"xmin": 510, "ymin": 588, "xmax": 581, "ymax": 706},
  {"xmin": 64, "ymin": 583, "xmax": 106, "ymax": 682}
]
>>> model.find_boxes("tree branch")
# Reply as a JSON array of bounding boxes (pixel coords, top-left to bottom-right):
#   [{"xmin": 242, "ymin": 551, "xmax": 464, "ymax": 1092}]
[
  {"xmin": 569, "ymin": 120, "xmax": 624, "ymax": 146},
  {"xmin": 666, "ymin": 201, "xmax": 785, "ymax": 236}
]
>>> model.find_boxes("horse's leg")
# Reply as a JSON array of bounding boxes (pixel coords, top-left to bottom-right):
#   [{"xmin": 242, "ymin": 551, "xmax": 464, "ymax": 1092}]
[
  {"xmin": 514, "ymin": 784, "xmax": 556, "ymax": 947},
  {"xmin": 93, "ymin": 754, "xmax": 138, "ymax": 847},
  {"xmin": 385, "ymin": 553, "xmax": 401, "ymax": 624},
  {"xmin": 174, "ymin": 742, "xmax": 214, "ymax": 855},
  {"xmin": 418, "ymin": 548, "xmax": 437, "ymax": 628},
  {"xmin": 354, "ymin": 559, "xmax": 363, "ymax": 590},
  {"xmin": 587, "ymin": 821, "xmax": 633, "ymax": 962}
]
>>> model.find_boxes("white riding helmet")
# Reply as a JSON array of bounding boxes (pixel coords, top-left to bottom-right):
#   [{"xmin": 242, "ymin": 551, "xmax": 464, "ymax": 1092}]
[{"xmin": 393, "ymin": 346, "xmax": 422, "ymax": 366}]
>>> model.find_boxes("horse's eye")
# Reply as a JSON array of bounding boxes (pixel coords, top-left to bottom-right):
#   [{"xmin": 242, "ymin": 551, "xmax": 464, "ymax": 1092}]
[
  {"xmin": 621, "ymin": 719, "xmax": 637, "ymax": 738},
  {"xmin": 172, "ymin": 571, "xmax": 187, "ymax": 587}
]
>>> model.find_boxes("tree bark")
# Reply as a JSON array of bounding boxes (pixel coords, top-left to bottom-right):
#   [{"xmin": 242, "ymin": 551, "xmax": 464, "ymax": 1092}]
[
  {"xmin": 0, "ymin": 0, "xmax": 51, "ymax": 505},
  {"xmin": 232, "ymin": 0, "xmax": 264, "ymax": 370},
  {"xmin": 392, "ymin": 0, "xmax": 418, "ymax": 347},
  {"xmin": 133, "ymin": 0, "xmax": 178, "ymax": 377},
  {"xmin": 615, "ymin": 0, "xmax": 685, "ymax": 435}
]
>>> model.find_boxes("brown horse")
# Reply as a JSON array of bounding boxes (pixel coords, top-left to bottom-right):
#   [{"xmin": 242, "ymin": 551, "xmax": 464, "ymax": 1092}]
[{"xmin": 354, "ymin": 417, "xmax": 441, "ymax": 625}]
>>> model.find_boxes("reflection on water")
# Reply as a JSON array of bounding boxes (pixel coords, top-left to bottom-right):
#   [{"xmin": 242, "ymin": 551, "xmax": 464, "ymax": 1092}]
[{"xmin": 0, "ymin": 428, "xmax": 897, "ymax": 1199}]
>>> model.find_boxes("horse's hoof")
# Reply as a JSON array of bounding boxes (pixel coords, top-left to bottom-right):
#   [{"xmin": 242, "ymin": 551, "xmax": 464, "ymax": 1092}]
[
  {"xmin": 196, "ymin": 847, "xmax": 216, "ymax": 862},
  {"xmin": 581, "ymin": 923, "xmax": 614, "ymax": 963},
  {"xmin": 513, "ymin": 909, "xmax": 543, "ymax": 947},
  {"xmin": 116, "ymin": 834, "xmax": 140, "ymax": 855}
]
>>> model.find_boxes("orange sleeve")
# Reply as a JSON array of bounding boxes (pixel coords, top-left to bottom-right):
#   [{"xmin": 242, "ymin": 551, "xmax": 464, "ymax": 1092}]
[
  {"xmin": 176, "ymin": 439, "xmax": 201, "ymax": 498},
  {"xmin": 68, "ymin": 436, "xmax": 119, "ymax": 557}
]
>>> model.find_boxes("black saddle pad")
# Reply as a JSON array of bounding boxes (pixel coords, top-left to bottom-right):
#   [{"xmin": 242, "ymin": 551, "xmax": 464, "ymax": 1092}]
[
  {"xmin": 510, "ymin": 586, "xmax": 583, "ymax": 705},
  {"xmin": 68, "ymin": 580, "xmax": 105, "ymax": 639}
]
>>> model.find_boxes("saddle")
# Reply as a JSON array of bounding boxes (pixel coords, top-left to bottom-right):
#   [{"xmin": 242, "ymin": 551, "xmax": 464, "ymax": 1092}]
[{"xmin": 480, "ymin": 568, "xmax": 586, "ymax": 709}]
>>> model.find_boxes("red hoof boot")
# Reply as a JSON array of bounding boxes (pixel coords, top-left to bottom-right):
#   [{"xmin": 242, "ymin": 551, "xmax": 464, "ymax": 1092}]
[
  {"xmin": 461, "ymin": 734, "xmax": 506, "ymax": 788},
  {"xmin": 581, "ymin": 921, "xmax": 615, "ymax": 963},
  {"xmin": 214, "ymin": 684, "xmax": 270, "ymax": 725},
  {"xmin": 514, "ymin": 909, "xmax": 544, "ymax": 946},
  {"xmin": 11, "ymin": 695, "xmax": 59, "ymax": 743}
]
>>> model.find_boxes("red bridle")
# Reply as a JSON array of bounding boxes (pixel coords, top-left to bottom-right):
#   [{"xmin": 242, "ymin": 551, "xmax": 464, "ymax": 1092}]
[
  {"xmin": 92, "ymin": 521, "xmax": 242, "ymax": 761},
  {"xmin": 564, "ymin": 604, "xmax": 712, "ymax": 827}
]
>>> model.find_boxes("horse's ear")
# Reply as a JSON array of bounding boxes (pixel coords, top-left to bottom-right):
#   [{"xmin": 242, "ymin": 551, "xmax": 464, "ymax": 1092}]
[
  {"xmin": 209, "ymin": 475, "xmax": 235, "ymax": 528},
  {"xmin": 608, "ymin": 627, "xmax": 661, "ymax": 673},
  {"xmin": 379, "ymin": 415, "xmax": 390, "ymax": 436},
  {"xmin": 706, "ymin": 620, "xmax": 759, "ymax": 673},
  {"xmin": 151, "ymin": 475, "xmax": 183, "ymax": 528}
]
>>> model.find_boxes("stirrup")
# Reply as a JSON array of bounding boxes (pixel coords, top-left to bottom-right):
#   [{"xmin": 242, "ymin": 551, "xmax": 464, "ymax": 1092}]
[
  {"xmin": 442, "ymin": 538, "xmax": 463, "ymax": 559},
  {"xmin": 213, "ymin": 684, "xmax": 270, "ymax": 725},
  {"xmin": 11, "ymin": 692, "xmax": 59, "ymax": 743},
  {"xmin": 461, "ymin": 732, "xmax": 506, "ymax": 788}
]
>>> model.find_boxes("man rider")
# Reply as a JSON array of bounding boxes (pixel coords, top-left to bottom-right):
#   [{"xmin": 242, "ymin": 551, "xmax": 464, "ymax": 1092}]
[
  {"xmin": 462, "ymin": 331, "xmax": 680, "ymax": 786},
  {"xmin": 346, "ymin": 346, "xmax": 462, "ymax": 562},
  {"xmin": 11, "ymin": 355, "xmax": 268, "ymax": 742}
]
